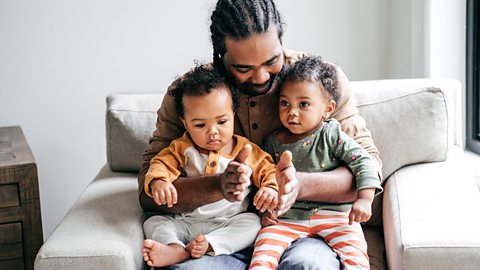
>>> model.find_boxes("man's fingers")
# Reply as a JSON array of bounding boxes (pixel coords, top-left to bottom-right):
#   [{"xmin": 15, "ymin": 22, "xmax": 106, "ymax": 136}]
[
  {"xmin": 235, "ymin": 144, "xmax": 252, "ymax": 164},
  {"xmin": 277, "ymin": 150, "xmax": 293, "ymax": 172},
  {"xmin": 234, "ymin": 193, "xmax": 244, "ymax": 201},
  {"xmin": 283, "ymin": 180, "xmax": 293, "ymax": 193},
  {"xmin": 225, "ymin": 161, "xmax": 250, "ymax": 175},
  {"xmin": 221, "ymin": 146, "xmax": 252, "ymax": 202}
]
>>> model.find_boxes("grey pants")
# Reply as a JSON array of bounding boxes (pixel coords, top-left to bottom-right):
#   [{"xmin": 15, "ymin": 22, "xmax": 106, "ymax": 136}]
[{"xmin": 143, "ymin": 212, "xmax": 261, "ymax": 255}]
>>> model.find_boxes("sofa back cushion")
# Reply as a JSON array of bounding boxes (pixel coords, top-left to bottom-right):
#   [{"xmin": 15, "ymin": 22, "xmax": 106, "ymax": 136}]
[
  {"xmin": 106, "ymin": 93, "xmax": 165, "ymax": 172},
  {"xmin": 106, "ymin": 79, "xmax": 460, "ymax": 180},
  {"xmin": 351, "ymin": 79, "xmax": 459, "ymax": 180}
]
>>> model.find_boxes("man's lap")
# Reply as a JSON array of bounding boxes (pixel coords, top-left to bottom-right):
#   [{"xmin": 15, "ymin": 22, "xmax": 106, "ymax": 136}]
[
  {"xmin": 161, "ymin": 237, "xmax": 339, "ymax": 270},
  {"xmin": 278, "ymin": 237, "xmax": 340, "ymax": 270}
]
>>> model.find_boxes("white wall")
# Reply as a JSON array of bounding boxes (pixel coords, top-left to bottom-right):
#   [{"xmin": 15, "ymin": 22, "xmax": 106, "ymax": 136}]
[
  {"xmin": 0, "ymin": 0, "xmax": 466, "ymax": 239},
  {"xmin": 278, "ymin": 0, "xmax": 390, "ymax": 80},
  {"xmin": 0, "ymin": 0, "xmax": 214, "ymax": 238}
]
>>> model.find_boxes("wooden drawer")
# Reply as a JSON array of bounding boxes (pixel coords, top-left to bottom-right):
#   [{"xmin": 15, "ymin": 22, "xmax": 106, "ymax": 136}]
[
  {"xmin": 0, "ymin": 222, "xmax": 24, "ymax": 263},
  {"xmin": 0, "ymin": 258, "xmax": 25, "ymax": 270},
  {"xmin": 0, "ymin": 184, "xmax": 20, "ymax": 208}
]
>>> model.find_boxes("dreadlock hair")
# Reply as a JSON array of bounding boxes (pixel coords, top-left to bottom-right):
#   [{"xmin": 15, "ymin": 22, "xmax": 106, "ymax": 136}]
[
  {"xmin": 280, "ymin": 56, "xmax": 340, "ymax": 103},
  {"xmin": 210, "ymin": 0, "xmax": 284, "ymax": 71},
  {"xmin": 168, "ymin": 63, "xmax": 240, "ymax": 118}
]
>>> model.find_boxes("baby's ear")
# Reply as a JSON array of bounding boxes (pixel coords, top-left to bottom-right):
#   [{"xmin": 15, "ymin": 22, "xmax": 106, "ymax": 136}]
[
  {"xmin": 180, "ymin": 118, "xmax": 187, "ymax": 129},
  {"xmin": 325, "ymin": 100, "xmax": 336, "ymax": 117}
]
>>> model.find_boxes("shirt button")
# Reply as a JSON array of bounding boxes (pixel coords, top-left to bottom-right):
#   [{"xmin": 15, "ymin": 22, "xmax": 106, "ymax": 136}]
[
  {"xmin": 249, "ymin": 101, "xmax": 256, "ymax": 107},
  {"xmin": 210, "ymin": 161, "xmax": 216, "ymax": 167},
  {"xmin": 252, "ymin": 123, "xmax": 258, "ymax": 130}
]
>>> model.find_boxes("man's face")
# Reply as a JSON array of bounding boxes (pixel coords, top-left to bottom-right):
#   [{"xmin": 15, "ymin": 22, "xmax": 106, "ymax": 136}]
[{"xmin": 222, "ymin": 26, "xmax": 284, "ymax": 96}]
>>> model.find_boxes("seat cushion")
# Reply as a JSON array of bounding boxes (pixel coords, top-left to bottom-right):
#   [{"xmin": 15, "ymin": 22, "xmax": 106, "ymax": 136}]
[
  {"xmin": 35, "ymin": 166, "xmax": 146, "ymax": 270},
  {"xmin": 383, "ymin": 147, "xmax": 480, "ymax": 270}
]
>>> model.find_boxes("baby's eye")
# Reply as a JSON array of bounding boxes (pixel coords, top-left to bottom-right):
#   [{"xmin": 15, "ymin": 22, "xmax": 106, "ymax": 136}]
[
  {"xmin": 280, "ymin": 100, "xmax": 289, "ymax": 107},
  {"xmin": 194, "ymin": 124, "xmax": 205, "ymax": 128},
  {"xmin": 299, "ymin": 102, "xmax": 310, "ymax": 108},
  {"xmin": 218, "ymin": 120, "xmax": 228, "ymax": 125}
]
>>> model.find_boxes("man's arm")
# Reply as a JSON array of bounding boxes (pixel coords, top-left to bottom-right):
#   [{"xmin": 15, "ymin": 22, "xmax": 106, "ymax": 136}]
[
  {"xmin": 296, "ymin": 166, "xmax": 357, "ymax": 203},
  {"xmin": 275, "ymin": 154, "xmax": 357, "ymax": 216},
  {"xmin": 139, "ymin": 175, "xmax": 224, "ymax": 213},
  {"xmin": 140, "ymin": 144, "xmax": 253, "ymax": 213}
]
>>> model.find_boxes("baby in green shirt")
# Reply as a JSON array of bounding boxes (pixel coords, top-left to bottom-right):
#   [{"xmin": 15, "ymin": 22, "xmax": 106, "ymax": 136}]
[{"xmin": 249, "ymin": 56, "xmax": 382, "ymax": 270}]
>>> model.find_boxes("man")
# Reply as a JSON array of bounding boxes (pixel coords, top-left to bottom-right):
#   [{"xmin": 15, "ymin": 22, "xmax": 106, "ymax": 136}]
[{"xmin": 139, "ymin": 1, "xmax": 381, "ymax": 269}]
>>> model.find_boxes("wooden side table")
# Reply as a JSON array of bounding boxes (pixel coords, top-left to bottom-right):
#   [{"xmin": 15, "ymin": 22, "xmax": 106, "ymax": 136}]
[{"xmin": 0, "ymin": 126, "xmax": 43, "ymax": 270}]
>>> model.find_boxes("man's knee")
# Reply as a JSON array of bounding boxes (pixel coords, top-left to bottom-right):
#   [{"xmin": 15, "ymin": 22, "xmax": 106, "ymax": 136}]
[
  {"xmin": 162, "ymin": 252, "xmax": 249, "ymax": 270},
  {"xmin": 278, "ymin": 237, "xmax": 340, "ymax": 270}
]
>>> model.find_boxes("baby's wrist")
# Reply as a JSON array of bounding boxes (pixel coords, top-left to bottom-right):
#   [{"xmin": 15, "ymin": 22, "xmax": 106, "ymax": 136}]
[
  {"xmin": 149, "ymin": 178, "xmax": 167, "ymax": 188},
  {"xmin": 357, "ymin": 188, "xmax": 375, "ymax": 201}
]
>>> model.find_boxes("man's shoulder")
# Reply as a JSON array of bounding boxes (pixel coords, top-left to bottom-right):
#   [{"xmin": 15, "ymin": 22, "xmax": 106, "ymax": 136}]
[{"xmin": 283, "ymin": 49, "xmax": 341, "ymax": 70}]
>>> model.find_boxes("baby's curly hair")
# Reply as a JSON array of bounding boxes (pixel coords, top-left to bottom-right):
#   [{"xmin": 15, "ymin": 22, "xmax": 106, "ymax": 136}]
[
  {"xmin": 280, "ymin": 55, "xmax": 339, "ymax": 103},
  {"xmin": 168, "ymin": 63, "xmax": 240, "ymax": 118}
]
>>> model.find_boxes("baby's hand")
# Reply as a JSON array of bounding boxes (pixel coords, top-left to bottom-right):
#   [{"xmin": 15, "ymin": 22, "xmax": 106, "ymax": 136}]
[
  {"xmin": 253, "ymin": 187, "xmax": 278, "ymax": 213},
  {"xmin": 261, "ymin": 210, "xmax": 278, "ymax": 227},
  {"xmin": 348, "ymin": 198, "xmax": 372, "ymax": 225},
  {"xmin": 150, "ymin": 179, "xmax": 178, "ymax": 207}
]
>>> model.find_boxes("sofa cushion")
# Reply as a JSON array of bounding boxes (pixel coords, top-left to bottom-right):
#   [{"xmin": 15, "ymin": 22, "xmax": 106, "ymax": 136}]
[
  {"xmin": 352, "ymin": 83, "xmax": 449, "ymax": 180},
  {"xmin": 106, "ymin": 93, "xmax": 164, "ymax": 172},
  {"xmin": 35, "ymin": 166, "xmax": 145, "ymax": 270},
  {"xmin": 383, "ymin": 148, "xmax": 480, "ymax": 270}
]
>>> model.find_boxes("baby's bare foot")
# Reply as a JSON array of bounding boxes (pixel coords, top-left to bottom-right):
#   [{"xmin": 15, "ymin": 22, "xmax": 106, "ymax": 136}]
[
  {"xmin": 186, "ymin": 234, "xmax": 210, "ymax": 258},
  {"xmin": 142, "ymin": 239, "xmax": 189, "ymax": 267}
]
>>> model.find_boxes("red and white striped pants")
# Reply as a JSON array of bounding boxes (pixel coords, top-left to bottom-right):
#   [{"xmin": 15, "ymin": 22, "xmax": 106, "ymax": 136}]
[{"xmin": 249, "ymin": 210, "xmax": 369, "ymax": 270}]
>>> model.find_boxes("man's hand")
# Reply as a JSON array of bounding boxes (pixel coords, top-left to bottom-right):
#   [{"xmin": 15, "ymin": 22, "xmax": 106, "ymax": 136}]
[
  {"xmin": 150, "ymin": 180, "xmax": 178, "ymax": 207},
  {"xmin": 220, "ymin": 144, "xmax": 252, "ymax": 202},
  {"xmin": 261, "ymin": 210, "xmax": 279, "ymax": 227},
  {"xmin": 253, "ymin": 187, "xmax": 278, "ymax": 213},
  {"xmin": 275, "ymin": 150, "xmax": 299, "ymax": 216}
]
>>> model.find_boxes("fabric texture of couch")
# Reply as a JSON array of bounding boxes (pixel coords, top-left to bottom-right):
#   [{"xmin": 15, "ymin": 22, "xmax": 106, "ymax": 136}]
[{"xmin": 35, "ymin": 78, "xmax": 480, "ymax": 270}]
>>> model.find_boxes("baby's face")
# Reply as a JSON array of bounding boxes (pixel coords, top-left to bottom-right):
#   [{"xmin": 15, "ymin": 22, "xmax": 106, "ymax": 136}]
[
  {"xmin": 182, "ymin": 88, "xmax": 235, "ymax": 153},
  {"xmin": 279, "ymin": 80, "xmax": 334, "ymax": 137}
]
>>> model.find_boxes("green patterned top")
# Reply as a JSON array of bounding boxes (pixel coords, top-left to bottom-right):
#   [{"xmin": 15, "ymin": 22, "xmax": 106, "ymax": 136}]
[{"xmin": 263, "ymin": 119, "xmax": 382, "ymax": 220}]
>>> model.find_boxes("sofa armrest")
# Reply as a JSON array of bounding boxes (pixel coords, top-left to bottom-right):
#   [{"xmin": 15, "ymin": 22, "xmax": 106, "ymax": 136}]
[
  {"xmin": 35, "ymin": 165, "xmax": 146, "ymax": 270},
  {"xmin": 383, "ymin": 147, "xmax": 480, "ymax": 270}
]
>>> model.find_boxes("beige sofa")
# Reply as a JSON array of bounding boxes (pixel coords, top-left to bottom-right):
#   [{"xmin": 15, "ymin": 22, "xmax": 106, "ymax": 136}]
[{"xmin": 35, "ymin": 78, "xmax": 480, "ymax": 270}]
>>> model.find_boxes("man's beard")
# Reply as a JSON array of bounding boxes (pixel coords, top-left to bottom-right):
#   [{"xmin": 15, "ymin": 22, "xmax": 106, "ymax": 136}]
[{"xmin": 225, "ymin": 72, "xmax": 278, "ymax": 96}]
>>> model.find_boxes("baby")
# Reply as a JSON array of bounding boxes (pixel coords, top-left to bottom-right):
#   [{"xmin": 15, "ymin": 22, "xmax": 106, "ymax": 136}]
[
  {"xmin": 250, "ymin": 56, "xmax": 382, "ymax": 270},
  {"xmin": 142, "ymin": 64, "xmax": 279, "ymax": 267}
]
